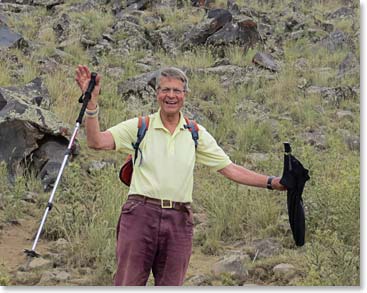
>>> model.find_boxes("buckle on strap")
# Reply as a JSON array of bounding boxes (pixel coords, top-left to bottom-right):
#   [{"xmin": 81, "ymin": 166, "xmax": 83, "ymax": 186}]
[{"xmin": 161, "ymin": 199, "xmax": 173, "ymax": 208}]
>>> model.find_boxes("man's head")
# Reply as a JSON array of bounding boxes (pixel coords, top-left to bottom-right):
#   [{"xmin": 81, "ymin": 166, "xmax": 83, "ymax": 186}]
[{"xmin": 156, "ymin": 67, "xmax": 189, "ymax": 117}]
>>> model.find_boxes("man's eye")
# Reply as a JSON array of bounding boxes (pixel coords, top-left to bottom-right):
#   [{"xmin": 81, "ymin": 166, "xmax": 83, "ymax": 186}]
[{"xmin": 159, "ymin": 88, "xmax": 184, "ymax": 94}]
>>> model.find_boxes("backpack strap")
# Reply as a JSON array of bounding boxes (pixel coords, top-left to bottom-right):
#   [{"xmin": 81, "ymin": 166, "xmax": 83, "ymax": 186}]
[
  {"xmin": 132, "ymin": 116, "xmax": 150, "ymax": 165},
  {"xmin": 184, "ymin": 116, "xmax": 199, "ymax": 149}
]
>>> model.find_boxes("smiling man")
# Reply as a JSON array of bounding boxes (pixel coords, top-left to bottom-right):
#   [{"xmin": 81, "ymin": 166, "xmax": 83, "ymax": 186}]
[{"xmin": 75, "ymin": 65, "xmax": 285, "ymax": 286}]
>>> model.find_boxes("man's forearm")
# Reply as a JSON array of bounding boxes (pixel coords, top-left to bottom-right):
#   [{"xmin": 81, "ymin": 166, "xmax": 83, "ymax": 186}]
[
  {"xmin": 219, "ymin": 163, "xmax": 268, "ymax": 188},
  {"xmin": 85, "ymin": 116, "xmax": 103, "ymax": 149}
]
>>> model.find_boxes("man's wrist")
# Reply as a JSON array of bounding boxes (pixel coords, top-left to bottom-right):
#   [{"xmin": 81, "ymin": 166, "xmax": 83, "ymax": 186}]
[
  {"xmin": 267, "ymin": 176, "xmax": 275, "ymax": 190},
  {"xmin": 85, "ymin": 104, "xmax": 99, "ymax": 118},
  {"xmin": 87, "ymin": 102, "xmax": 98, "ymax": 110}
]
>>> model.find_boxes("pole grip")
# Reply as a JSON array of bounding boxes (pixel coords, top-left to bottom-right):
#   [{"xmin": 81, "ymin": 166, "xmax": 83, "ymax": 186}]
[
  {"xmin": 284, "ymin": 142, "xmax": 292, "ymax": 154},
  {"xmin": 76, "ymin": 72, "xmax": 97, "ymax": 124}
]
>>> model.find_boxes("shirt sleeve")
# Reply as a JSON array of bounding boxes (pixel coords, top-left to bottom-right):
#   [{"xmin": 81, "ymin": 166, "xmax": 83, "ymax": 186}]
[
  {"xmin": 107, "ymin": 117, "xmax": 138, "ymax": 154},
  {"xmin": 195, "ymin": 125, "xmax": 232, "ymax": 171}
]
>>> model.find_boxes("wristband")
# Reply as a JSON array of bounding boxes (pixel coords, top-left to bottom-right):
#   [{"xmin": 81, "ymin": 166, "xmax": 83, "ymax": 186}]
[
  {"xmin": 85, "ymin": 104, "xmax": 99, "ymax": 118},
  {"xmin": 267, "ymin": 176, "xmax": 275, "ymax": 190}
]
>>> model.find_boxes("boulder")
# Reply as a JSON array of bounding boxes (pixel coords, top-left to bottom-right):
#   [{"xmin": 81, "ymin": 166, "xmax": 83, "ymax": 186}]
[
  {"xmin": 273, "ymin": 263, "xmax": 296, "ymax": 279},
  {"xmin": 28, "ymin": 257, "xmax": 53, "ymax": 270},
  {"xmin": 319, "ymin": 29, "xmax": 354, "ymax": 52},
  {"xmin": 252, "ymin": 52, "xmax": 279, "ymax": 72},
  {"xmin": 327, "ymin": 7, "xmax": 354, "ymax": 19},
  {"xmin": 212, "ymin": 253, "xmax": 249, "ymax": 279},
  {"xmin": 182, "ymin": 9, "xmax": 232, "ymax": 48},
  {"xmin": 0, "ymin": 22, "xmax": 27, "ymax": 49},
  {"xmin": 0, "ymin": 78, "xmax": 76, "ymax": 189},
  {"xmin": 206, "ymin": 18, "xmax": 260, "ymax": 49}
]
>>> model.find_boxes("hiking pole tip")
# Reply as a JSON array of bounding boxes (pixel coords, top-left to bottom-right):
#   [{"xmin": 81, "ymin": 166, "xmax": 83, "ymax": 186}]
[{"xmin": 24, "ymin": 249, "xmax": 41, "ymax": 258}]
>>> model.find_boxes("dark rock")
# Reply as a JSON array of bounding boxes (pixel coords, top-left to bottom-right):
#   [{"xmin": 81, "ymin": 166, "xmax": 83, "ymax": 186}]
[
  {"xmin": 206, "ymin": 18, "xmax": 260, "ymax": 50},
  {"xmin": 112, "ymin": 18, "xmax": 153, "ymax": 52},
  {"xmin": 327, "ymin": 7, "xmax": 354, "ymax": 19},
  {"xmin": 0, "ymin": 23, "xmax": 27, "ymax": 49},
  {"xmin": 2, "ymin": 77, "xmax": 51, "ymax": 109},
  {"xmin": 32, "ymin": 0, "xmax": 65, "ymax": 9},
  {"xmin": 285, "ymin": 14, "xmax": 305, "ymax": 32},
  {"xmin": 252, "ymin": 52, "xmax": 279, "ymax": 72},
  {"xmin": 0, "ymin": 80, "xmax": 76, "ymax": 187},
  {"xmin": 306, "ymin": 85, "xmax": 357, "ymax": 107},
  {"xmin": 125, "ymin": 0, "xmax": 151, "ymax": 11},
  {"xmin": 32, "ymin": 139, "xmax": 69, "ymax": 190},
  {"xmin": 207, "ymin": 8, "xmax": 232, "ymax": 21},
  {"xmin": 183, "ymin": 9, "xmax": 232, "ymax": 48},
  {"xmin": 338, "ymin": 52, "xmax": 359, "ymax": 78},
  {"xmin": 227, "ymin": 0, "xmax": 240, "ymax": 15},
  {"xmin": 320, "ymin": 22, "xmax": 334, "ymax": 33},
  {"xmin": 319, "ymin": 29, "xmax": 354, "ymax": 52},
  {"xmin": 52, "ymin": 13, "xmax": 71, "ymax": 43}
]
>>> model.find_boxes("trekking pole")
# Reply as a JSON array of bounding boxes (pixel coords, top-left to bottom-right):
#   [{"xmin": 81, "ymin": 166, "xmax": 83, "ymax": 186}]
[{"xmin": 24, "ymin": 73, "xmax": 97, "ymax": 258}]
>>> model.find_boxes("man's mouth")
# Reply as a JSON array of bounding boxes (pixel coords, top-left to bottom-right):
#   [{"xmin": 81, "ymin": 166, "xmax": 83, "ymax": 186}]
[{"xmin": 165, "ymin": 100, "xmax": 178, "ymax": 105}]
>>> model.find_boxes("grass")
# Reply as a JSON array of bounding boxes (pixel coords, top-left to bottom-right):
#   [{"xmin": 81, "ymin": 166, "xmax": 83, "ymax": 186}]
[
  {"xmin": 6, "ymin": 8, "xmax": 48, "ymax": 41},
  {"xmin": 69, "ymin": 10, "xmax": 114, "ymax": 42},
  {"xmin": 155, "ymin": 4, "xmax": 205, "ymax": 34},
  {"xmin": 157, "ymin": 47, "xmax": 216, "ymax": 69},
  {"xmin": 0, "ymin": 61, "xmax": 12, "ymax": 86}
]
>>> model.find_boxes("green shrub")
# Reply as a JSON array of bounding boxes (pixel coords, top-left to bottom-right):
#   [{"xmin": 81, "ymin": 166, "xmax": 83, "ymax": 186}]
[{"xmin": 300, "ymin": 230, "xmax": 359, "ymax": 286}]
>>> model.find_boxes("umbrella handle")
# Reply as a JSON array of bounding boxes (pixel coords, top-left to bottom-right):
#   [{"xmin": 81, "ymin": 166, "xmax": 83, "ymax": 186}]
[
  {"xmin": 284, "ymin": 142, "xmax": 292, "ymax": 154},
  {"xmin": 284, "ymin": 142, "xmax": 292, "ymax": 171}
]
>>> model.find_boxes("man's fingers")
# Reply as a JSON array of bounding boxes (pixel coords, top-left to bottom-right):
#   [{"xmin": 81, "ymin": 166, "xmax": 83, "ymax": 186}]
[
  {"xmin": 95, "ymin": 74, "xmax": 101, "ymax": 85},
  {"xmin": 81, "ymin": 65, "xmax": 90, "ymax": 77}
]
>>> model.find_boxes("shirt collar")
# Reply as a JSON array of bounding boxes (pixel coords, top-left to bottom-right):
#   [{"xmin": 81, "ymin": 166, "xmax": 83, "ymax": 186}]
[{"xmin": 153, "ymin": 108, "xmax": 186, "ymax": 131}]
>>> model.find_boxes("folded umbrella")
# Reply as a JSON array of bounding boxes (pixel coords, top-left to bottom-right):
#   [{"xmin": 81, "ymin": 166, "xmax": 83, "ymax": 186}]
[{"xmin": 280, "ymin": 142, "xmax": 310, "ymax": 246}]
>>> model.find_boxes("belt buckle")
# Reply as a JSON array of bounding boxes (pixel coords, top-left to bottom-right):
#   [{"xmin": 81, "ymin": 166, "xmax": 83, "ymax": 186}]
[{"xmin": 161, "ymin": 199, "xmax": 172, "ymax": 208}]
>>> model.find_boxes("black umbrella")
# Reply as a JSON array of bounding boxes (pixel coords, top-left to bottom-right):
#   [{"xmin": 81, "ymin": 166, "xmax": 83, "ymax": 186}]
[{"xmin": 280, "ymin": 142, "xmax": 310, "ymax": 246}]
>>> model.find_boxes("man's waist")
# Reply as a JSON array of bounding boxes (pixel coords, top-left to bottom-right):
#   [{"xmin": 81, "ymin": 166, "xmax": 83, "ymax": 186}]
[{"xmin": 128, "ymin": 194, "xmax": 191, "ymax": 211}]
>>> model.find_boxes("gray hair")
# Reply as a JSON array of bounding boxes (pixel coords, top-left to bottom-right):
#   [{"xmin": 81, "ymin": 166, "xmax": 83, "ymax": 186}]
[{"xmin": 156, "ymin": 67, "xmax": 190, "ymax": 92}]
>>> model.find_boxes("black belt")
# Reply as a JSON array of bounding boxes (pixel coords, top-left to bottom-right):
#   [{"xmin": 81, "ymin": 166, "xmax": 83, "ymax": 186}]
[{"xmin": 128, "ymin": 194, "xmax": 191, "ymax": 211}]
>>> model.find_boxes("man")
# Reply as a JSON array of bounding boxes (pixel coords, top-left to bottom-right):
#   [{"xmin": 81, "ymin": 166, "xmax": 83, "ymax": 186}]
[{"xmin": 75, "ymin": 65, "xmax": 286, "ymax": 286}]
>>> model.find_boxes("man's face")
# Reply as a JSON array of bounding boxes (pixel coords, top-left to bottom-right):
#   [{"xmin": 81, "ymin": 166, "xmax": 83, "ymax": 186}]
[{"xmin": 156, "ymin": 77, "xmax": 186, "ymax": 116}]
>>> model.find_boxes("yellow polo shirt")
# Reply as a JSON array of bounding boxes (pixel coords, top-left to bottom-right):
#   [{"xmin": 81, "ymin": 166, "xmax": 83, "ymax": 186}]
[{"xmin": 108, "ymin": 110, "xmax": 232, "ymax": 202}]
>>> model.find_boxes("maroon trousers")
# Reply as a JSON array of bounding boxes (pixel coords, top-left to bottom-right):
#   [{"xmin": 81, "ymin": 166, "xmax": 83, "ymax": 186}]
[{"xmin": 114, "ymin": 197, "xmax": 194, "ymax": 286}]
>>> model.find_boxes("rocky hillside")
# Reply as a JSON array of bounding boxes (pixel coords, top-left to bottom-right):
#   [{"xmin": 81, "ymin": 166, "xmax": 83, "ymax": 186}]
[{"xmin": 0, "ymin": 0, "xmax": 360, "ymax": 286}]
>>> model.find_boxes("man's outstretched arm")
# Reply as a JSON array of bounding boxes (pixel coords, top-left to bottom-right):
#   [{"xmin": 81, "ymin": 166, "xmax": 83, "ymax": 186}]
[{"xmin": 218, "ymin": 163, "xmax": 286, "ymax": 191}]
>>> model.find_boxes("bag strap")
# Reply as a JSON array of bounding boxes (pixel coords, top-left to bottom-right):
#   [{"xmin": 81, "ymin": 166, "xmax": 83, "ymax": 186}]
[
  {"xmin": 184, "ymin": 116, "xmax": 199, "ymax": 149},
  {"xmin": 132, "ymin": 116, "xmax": 150, "ymax": 165}
]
